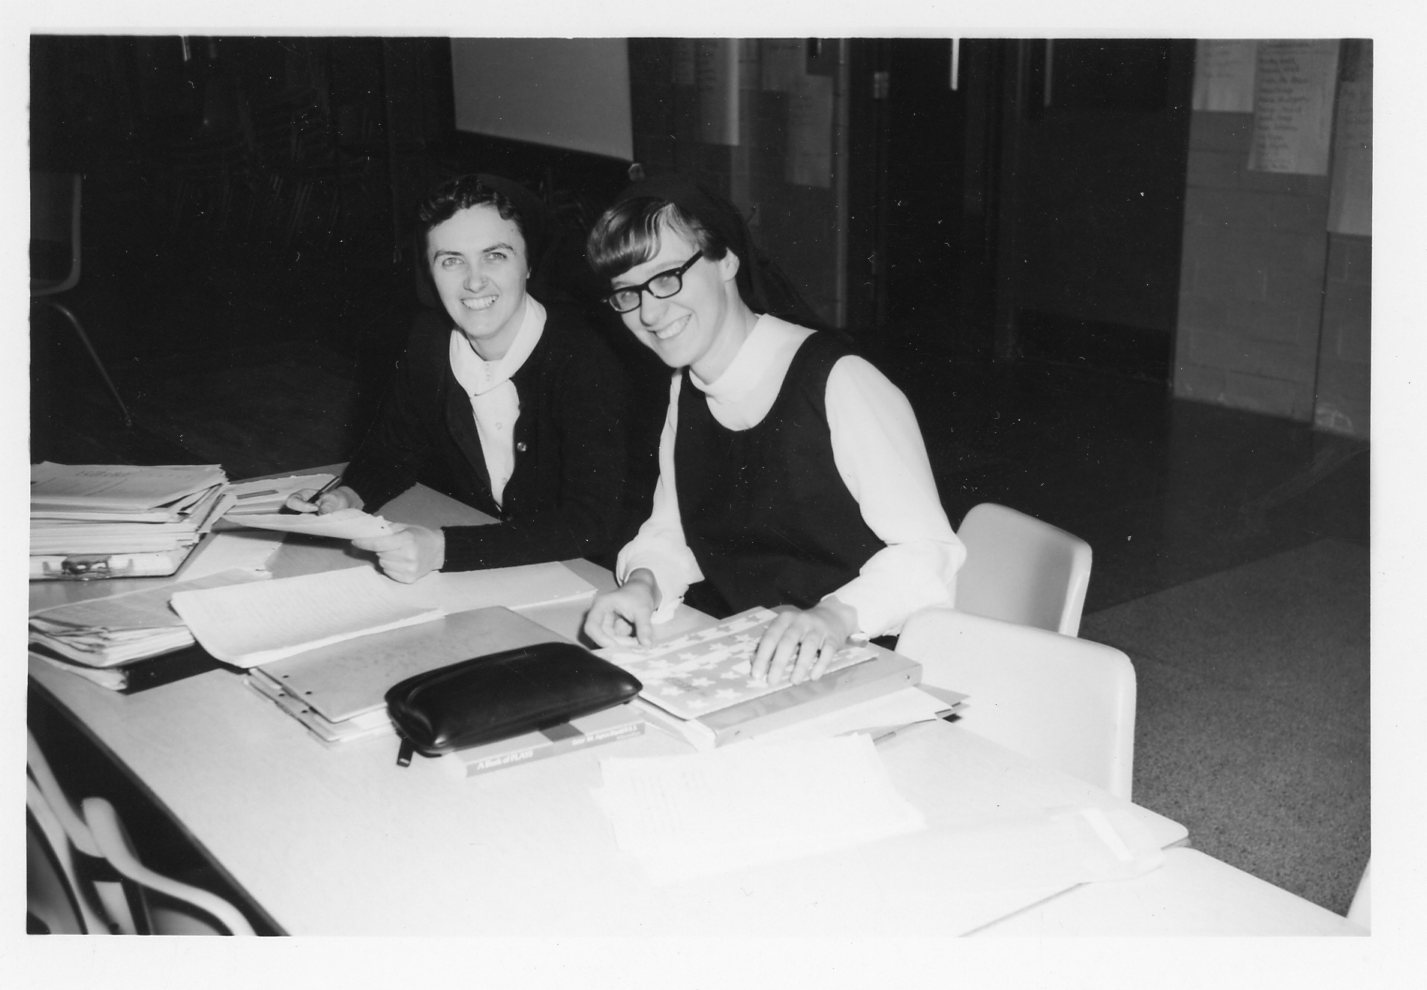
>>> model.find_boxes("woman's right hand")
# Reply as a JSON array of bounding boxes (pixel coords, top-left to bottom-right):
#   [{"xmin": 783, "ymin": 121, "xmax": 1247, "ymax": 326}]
[
  {"xmin": 283, "ymin": 484, "xmax": 363, "ymax": 515},
  {"xmin": 583, "ymin": 569, "xmax": 660, "ymax": 649}
]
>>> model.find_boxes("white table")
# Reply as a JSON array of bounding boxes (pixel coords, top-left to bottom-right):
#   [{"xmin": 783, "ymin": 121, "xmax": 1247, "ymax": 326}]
[
  {"xmin": 973, "ymin": 847, "xmax": 1366, "ymax": 936},
  {"xmin": 29, "ymin": 482, "xmax": 1188, "ymax": 936}
]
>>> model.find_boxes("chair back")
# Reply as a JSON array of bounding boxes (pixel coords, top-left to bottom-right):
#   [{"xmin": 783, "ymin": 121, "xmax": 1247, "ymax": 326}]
[
  {"xmin": 27, "ymin": 729, "xmax": 140, "ymax": 933},
  {"xmin": 954, "ymin": 502, "xmax": 1092, "ymax": 636},
  {"xmin": 896, "ymin": 608, "xmax": 1136, "ymax": 800},
  {"xmin": 28, "ymin": 728, "xmax": 254, "ymax": 935},
  {"xmin": 82, "ymin": 797, "xmax": 256, "ymax": 935},
  {"xmin": 27, "ymin": 778, "xmax": 88, "ymax": 933},
  {"xmin": 31, "ymin": 171, "xmax": 83, "ymax": 294}
]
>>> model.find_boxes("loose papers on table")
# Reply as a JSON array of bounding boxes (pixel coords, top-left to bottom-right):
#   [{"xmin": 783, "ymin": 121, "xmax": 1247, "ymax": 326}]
[
  {"xmin": 226, "ymin": 508, "xmax": 397, "ymax": 540},
  {"xmin": 170, "ymin": 565, "xmax": 446, "ymax": 667},
  {"xmin": 594, "ymin": 734, "xmax": 926, "ymax": 884}
]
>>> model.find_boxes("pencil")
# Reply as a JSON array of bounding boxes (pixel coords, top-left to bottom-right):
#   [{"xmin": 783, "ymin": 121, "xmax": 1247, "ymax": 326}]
[{"xmin": 279, "ymin": 475, "xmax": 343, "ymax": 514}]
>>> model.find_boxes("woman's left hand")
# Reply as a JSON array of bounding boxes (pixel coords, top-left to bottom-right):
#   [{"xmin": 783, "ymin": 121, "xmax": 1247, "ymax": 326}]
[
  {"xmin": 352, "ymin": 524, "xmax": 445, "ymax": 584},
  {"xmin": 750, "ymin": 598, "xmax": 859, "ymax": 686}
]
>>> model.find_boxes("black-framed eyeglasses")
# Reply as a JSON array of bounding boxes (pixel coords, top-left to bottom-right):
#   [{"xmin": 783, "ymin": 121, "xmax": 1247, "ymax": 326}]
[{"xmin": 604, "ymin": 251, "xmax": 703, "ymax": 313}]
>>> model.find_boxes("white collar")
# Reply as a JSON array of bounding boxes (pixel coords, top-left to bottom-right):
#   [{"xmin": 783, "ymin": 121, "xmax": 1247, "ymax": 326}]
[
  {"xmin": 449, "ymin": 296, "xmax": 546, "ymax": 396},
  {"xmin": 690, "ymin": 313, "xmax": 775, "ymax": 401}
]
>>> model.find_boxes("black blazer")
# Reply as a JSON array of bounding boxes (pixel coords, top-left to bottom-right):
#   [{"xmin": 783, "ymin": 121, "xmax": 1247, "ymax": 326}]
[{"xmin": 342, "ymin": 303, "xmax": 636, "ymax": 570}]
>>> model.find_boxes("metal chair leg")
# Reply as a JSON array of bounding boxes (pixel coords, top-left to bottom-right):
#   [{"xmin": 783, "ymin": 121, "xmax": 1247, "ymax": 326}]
[{"xmin": 43, "ymin": 300, "xmax": 134, "ymax": 429}]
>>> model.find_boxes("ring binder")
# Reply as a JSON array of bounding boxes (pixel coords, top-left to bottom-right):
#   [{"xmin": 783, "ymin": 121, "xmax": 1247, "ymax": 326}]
[{"xmin": 30, "ymin": 548, "xmax": 196, "ymax": 581}]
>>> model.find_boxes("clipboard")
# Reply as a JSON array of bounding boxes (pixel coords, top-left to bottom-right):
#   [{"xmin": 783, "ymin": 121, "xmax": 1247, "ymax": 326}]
[{"xmin": 30, "ymin": 547, "xmax": 195, "ymax": 581}]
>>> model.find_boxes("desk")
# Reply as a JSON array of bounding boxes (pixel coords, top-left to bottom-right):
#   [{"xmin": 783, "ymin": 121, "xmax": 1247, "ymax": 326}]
[
  {"xmin": 30, "ymin": 482, "xmax": 1187, "ymax": 936},
  {"xmin": 973, "ymin": 848, "xmax": 1366, "ymax": 936}
]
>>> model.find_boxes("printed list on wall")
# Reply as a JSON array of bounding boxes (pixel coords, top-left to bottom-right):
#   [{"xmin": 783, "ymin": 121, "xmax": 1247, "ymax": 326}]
[
  {"xmin": 1192, "ymin": 40, "xmax": 1256, "ymax": 113},
  {"xmin": 1248, "ymin": 40, "xmax": 1340, "ymax": 176},
  {"xmin": 1328, "ymin": 41, "xmax": 1372, "ymax": 237}
]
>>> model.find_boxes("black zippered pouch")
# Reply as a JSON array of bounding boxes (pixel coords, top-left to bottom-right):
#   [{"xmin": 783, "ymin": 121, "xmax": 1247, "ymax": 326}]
[{"xmin": 384, "ymin": 642, "xmax": 642, "ymax": 766}]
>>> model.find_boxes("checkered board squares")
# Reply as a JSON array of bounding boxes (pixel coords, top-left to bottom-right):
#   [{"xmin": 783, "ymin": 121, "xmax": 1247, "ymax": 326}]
[{"xmin": 600, "ymin": 607, "xmax": 877, "ymax": 721}]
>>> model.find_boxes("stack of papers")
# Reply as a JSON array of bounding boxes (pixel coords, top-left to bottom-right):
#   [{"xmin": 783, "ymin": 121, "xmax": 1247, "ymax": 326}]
[
  {"xmin": 31, "ymin": 463, "xmax": 233, "ymax": 576},
  {"xmin": 28, "ymin": 569, "xmax": 271, "ymax": 689}
]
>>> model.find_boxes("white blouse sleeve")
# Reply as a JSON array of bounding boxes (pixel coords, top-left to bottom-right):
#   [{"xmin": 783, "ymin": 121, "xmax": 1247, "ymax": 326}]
[
  {"xmin": 614, "ymin": 375, "xmax": 704, "ymax": 622},
  {"xmin": 822, "ymin": 355, "xmax": 964, "ymax": 637}
]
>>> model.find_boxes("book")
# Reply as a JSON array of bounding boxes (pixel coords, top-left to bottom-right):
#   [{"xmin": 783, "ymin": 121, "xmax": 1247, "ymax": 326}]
[{"xmin": 439, "ymin": 704, "xmax": 646, "ymax": 778}]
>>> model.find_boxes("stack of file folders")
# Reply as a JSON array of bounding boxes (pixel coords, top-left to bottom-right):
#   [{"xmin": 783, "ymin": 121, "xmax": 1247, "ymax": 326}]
[
  {"xmin": 30, "ymin": 462, "xmax": 233, "ymax": 580},
  {"xmin": 28, "ymin": 569, "xmax": 270, "ymax": 691}
]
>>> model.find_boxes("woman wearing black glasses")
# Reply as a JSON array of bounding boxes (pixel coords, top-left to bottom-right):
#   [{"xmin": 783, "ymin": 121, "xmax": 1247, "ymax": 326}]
[
  {"xmin": 581, "ymin": 174, "xmax": 963, "ymax": 686},
  {"xmin": 291, "ymin": 173, "xmax": 636, "ymax": 583}
]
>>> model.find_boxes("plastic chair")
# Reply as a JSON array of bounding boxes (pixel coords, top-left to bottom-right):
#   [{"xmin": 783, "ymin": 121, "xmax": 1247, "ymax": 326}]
[
  {"xmin": 895, "ymin": 608, "xmax": 1137, "ymax": 800},
  {"xmin": 27, "ymin": 729, "xmax": 255, "ymax": 935},
  {"xmin": 27, "ymin": 778, "xmax": 88, "ymax": 934},
  {"xmin": 82, "ymin": 796, "xmax": 256, "ymax": 935},
  {"xmin": 27, "ymin": 730, "xmax": 137, "ymax": 933},
  {"xmin": 954, "ymin": 502, "xmax": 1092, "ymax": 636},
  {"xmin": 30, "ymin": 170, "xmax": 133, "ymax": 427}
]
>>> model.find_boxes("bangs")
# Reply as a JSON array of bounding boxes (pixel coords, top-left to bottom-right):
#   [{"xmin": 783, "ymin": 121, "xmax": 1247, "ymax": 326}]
[{"xmin": 587, "ymin": 201, "xmax": 710, "ymax": 280}]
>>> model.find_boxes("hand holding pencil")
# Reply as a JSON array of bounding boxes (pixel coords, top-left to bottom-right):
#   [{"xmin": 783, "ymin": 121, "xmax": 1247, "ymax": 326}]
[{"xmin": 283, "ymin": 477, "xmax": 363, "ymax": 515}]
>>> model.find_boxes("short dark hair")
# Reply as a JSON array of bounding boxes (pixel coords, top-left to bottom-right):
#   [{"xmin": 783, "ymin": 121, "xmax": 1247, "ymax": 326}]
[{"xmin": 417, "ymin": 174, "xmax": 533, "ymax": 260}]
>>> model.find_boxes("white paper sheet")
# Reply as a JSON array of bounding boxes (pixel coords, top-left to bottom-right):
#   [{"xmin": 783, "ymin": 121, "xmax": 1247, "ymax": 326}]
[
  {"xmin": 228, "ymin": 508, "xmax": 396, "ymax": 540},
  {"xmin": 179, "ymin": 530, "xmax": 282, "ymax": 579},
  {"xmin": 415, "ymin": 561, "xmax": 595, "ymax": 615},
  {"xmin": 170, "ymin": 566, "xmax": 443, "ymax": 667},
  {"xmin": 921, "ymin": 805, "xmax": 1165, "ymax": 891},
  {"xmin": 594, "ymin": 735, "xmax": 925, "ymax": 883}
]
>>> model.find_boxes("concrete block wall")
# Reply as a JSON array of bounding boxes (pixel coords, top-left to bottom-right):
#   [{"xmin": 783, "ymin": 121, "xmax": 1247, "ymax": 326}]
[{"xmin": 1173, "ymin": 111, "xmax": 1370, "ymax": 439}]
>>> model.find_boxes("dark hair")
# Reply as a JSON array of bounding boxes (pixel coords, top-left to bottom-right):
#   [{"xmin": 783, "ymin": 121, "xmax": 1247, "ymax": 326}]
[{"xmin": 417, "ymin": 173, "xmax": 547, "ymax": 269}]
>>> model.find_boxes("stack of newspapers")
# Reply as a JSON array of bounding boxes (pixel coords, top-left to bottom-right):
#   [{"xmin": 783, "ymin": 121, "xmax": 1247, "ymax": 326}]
[{"xmin": 30, "ymin": 462, "xmax": 233, "ymax": 580}]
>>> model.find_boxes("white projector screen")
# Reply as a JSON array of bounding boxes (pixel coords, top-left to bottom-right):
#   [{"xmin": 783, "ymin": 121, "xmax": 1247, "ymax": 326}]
[{"xmin": 450, "ymin": 38, "xmax": 633, "ymax": 161}]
